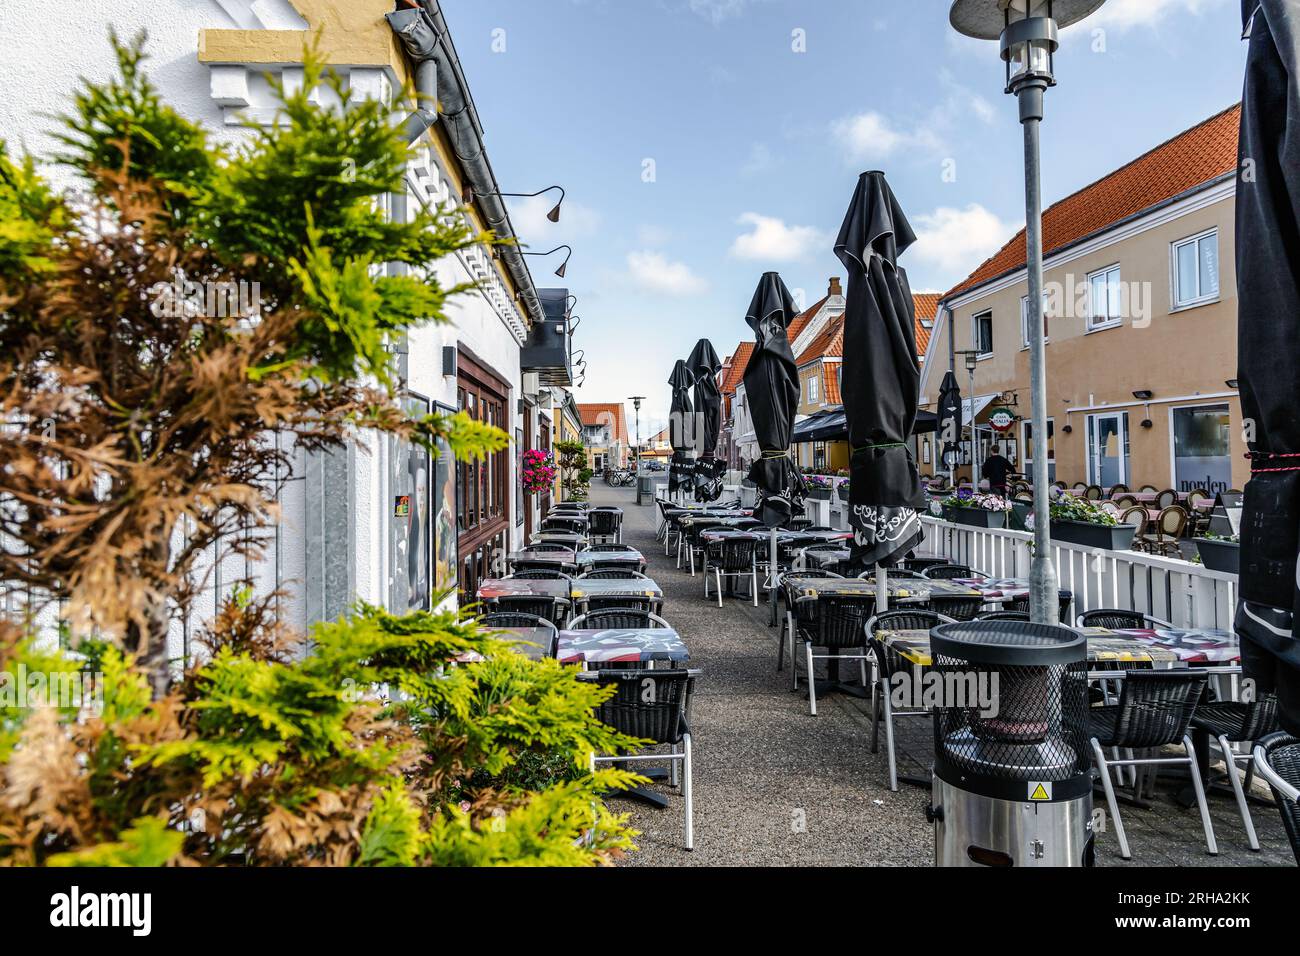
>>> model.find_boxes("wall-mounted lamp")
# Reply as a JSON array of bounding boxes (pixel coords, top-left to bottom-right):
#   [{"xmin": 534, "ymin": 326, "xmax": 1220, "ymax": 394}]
[
  {"xmin": 1132, "ymin": 389, "xmax": 1154, "ymax": 401},
  {"xmin": 441, "ymin": 345, "xmax": 456, "ymax": 377},
  {"xmin": 1226, "ymin": 379, "xmax": 1239, "ymax": 390},
  {"xmin": 465, "ymin": 185, "xmax": 566, "ymax": 223},
  {"xmin": 523, "ymin": 244, "xmax": 572, "ymax": 279}
]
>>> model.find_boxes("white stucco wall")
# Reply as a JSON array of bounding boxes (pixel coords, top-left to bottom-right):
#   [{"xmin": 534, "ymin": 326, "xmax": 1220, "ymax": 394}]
[{"xmin": 0, "ymin": 0, "xmax": 530, "ymax": 651}]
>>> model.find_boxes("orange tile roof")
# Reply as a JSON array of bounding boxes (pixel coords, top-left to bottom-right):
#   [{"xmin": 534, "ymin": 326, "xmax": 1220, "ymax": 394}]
[
  {"xmin": 942, "ymin": 104, "xmax": 1241, "ymax": 302},
  {"xmin": 824, "ymin": 364, "xmax": 842, "ymax": 405},
  {"xmin": 787, "ymin": 294, "xmax": 829, "ymax": 345},
  {"xmin": 795, "ymin": 316, "xmax": 844, "ymax": 367},
  {"xmin": 912, "ymin": 292, "xmax": 939, "ymax": 356},
  {"xmin": 577, "ymin": 402, "xmax": 629, "ymax": 443},
  {"xmin": 720, "ymin": 342, "xmax": 754, "ymax": 396}
]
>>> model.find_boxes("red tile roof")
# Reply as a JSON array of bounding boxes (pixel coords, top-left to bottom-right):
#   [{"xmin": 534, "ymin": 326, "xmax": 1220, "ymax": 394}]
[
  {"xmin": 942, "ymin": 104, "xmax": 1241, "ymax": 302},
  {"xmin": 912, "ymin": 292, "xmax": 939, "ymax": 356},
  {"xmin": 577, "ymin": 402, "xmax": 629, "ymax": 443},
  {"xmin": 795, "ymin": 317, "xmax": 844, "ymax": 367},
  {"xmin": 720, "ymin": 342, "xmax": 754, "ymax": 396}
]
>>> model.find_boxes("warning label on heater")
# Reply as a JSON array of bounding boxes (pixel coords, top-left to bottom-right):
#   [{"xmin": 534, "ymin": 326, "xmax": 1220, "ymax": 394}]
[{"xmin": 1028, "ymin": 782, "xmax": 1052, "ymax": 801}]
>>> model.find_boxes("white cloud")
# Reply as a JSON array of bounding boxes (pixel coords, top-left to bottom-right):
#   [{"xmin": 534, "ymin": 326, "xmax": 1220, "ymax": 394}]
[
  {"xmin": 1085, "ymin": 0, "xmax": 1227, "ymax": 31},
  {"xmin": 687, "ymin": 0, "xmax": 748, "ymax": 25},
  {"xmin": 729, "ymin": 212, "xmax": 826, "ymax": 262},
  {"xmin": 909, "ymin": 204, "xmax": 1017, "ymax": 283},
  {"xmin": 636, "ymin": 224, "xmax": 672, "ymax": 246},
  {"xmin": 626, "ymin": 250, "xmax": 708, "ymax": 296},
  {"xmin": 507, "ymin": 193, "xmax": 600, "ymax": 246},
  {"xmin": 830, "ymin": 111, "xmax": 944, "ymax": 164},
  {"xmin": 740, "ymin": 142, "xmax": 779, "ymax": 177}
]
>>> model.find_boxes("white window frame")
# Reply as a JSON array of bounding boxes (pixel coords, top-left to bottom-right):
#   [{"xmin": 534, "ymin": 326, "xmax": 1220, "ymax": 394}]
[
  {"xmin": 1085, "ymin": 264, "xmax": 1124, "ymax": 332},
  {"xmin": 1020, "ymin": 292, "xmax": 1051, "ymax": 349},
  {"xmin": 806, "ymin": 375, "xmax": 819, "ymax": 404},
  {"xmin": 1171, "ymin": 228, "xmax": 1220, "ymax": 311},
  {"xmin": 1086, "ymin": 411, "xmax": 1130, "ymax": 488},
  {"xmin": 1021, "ymin": 417, "xmax": 1055, "ymax": 481},
  {"xmin": 972, "ymin": 310, "xmax": 994, "ymax": 359}
]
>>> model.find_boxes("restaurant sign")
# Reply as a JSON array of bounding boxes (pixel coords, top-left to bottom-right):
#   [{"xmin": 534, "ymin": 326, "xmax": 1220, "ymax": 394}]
[{"xmin": 988, "ymin": 407, "xmax": 1017, "ymax": 433}]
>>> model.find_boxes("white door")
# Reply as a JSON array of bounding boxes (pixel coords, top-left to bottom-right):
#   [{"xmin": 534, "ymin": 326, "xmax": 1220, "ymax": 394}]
[{"xmin": 1087, "ymin": 412, "xmax": 1128, "ymax": 488}]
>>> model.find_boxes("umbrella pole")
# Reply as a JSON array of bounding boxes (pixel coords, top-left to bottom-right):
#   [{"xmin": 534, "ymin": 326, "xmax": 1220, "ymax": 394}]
[{"xmin": 769, "ymin": 527, "xmax": 779, "ymax": 620}]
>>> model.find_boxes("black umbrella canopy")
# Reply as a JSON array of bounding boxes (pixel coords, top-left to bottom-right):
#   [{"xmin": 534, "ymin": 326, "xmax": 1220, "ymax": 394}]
[
  {"xmin": 687, "ymin": 338, "xmax": 724, "ymax": 501},
  {"xmin": 742, "ymin": 272, "xmax": 805, "ymax": 527},
  {"xmin": 667, "ymin": 359, "xmax": 695, "ymax": 496},
  {"xmin": 834, "ymin": 170, "xmax": 926, "ymax": 567},
  {"xmin": 937, "ymin": 370, "xmax": 963, "ymax": 474},
  {"xmin": 1236, "ymin": 0, "xmax": 1300, "ymax": 735}
]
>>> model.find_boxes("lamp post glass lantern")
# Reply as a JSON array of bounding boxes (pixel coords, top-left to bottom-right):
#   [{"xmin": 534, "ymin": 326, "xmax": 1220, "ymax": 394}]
[{"xmin": 950, "ymin": 0, "xmax": 1108, "ymax": 624}]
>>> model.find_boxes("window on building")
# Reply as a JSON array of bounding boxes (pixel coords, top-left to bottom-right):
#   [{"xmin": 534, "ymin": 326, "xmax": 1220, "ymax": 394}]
[
  {"xmin": 806, "ymin": 375, "xmax": 820, "ymax": 404},
  {"xmin": 1020, "ymin": 293, "xmax": 1051, "ymax": 348},
  {"xmin": 1172, "ymin": 404, "xmax": 1232, "ymax": 494},
  {"xmin": 973, "ymin": 311, "xmax": 993, "ymax": 358},
  {"xmin": 1087, "ymin": 265, "xmax": 1123, "ymax": 330},
  {"xmin": 1172, "ymin": 229, "xmax": 1220, "ymax": 309},
  {"xmin": 455, "ymin": 357, "xmax": 509, "ymax": 599},
  {"xmin": 1021, "ymin": 418, "xmax": 1056, "ymax": 483}
]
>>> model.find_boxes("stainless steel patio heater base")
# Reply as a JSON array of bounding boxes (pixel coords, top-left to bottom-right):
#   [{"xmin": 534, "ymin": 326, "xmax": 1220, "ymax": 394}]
[{"xmin": 932, "ymin": 774, "xmax": 1093, "ymax": 867}]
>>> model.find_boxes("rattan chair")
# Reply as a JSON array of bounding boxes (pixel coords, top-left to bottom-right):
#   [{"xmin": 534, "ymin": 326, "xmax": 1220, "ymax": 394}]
[
  {"xmin": 792, "ymin": 594, "xmax": 876, "ymax": 716},
  {"xmin": 1118, "ymin": 506, "xmax": 1148, "ymax": 550},
  {"xmin": 528, "ymin": 542, "xmax": 575, "ymax": 553},
  {"xmin": 479, "ymin": 612, "xmax": 559, "ymax": 656},
  {"xmin": 587, "ymin": 543, "xmax": 638, "ymax": 553},
  {"xmin": 788, "ymin": 517, "xmax": 813, "ymax": 531},
  {"xmin": 1139, "ymin": 484, "xmax": 1158, "ymax": 494},
  {"xmin": 1109, "ymin": 483, "xmax": 1129, "ymax": 496},
  {"xmin": 862, "ymin": 568, "xmax": 926, "ymax": 580},
  {"xmin": 680, "ymin": 521, "xmax": 726, "ymax": 574},
  {"xmin": 799, "ymin": 543, "xmax": 848, "ymax": 574},
  {"xmin": 1089, "ymin": 670, "xmax": 1215, "ymax": 860},
  {"xmin": 490, "ymin": 594, "xmax": 566, "ymax": 626},
  {"xmin": 1155, "ymin": 488, "xmax": 1179, "ymax": 510},
  {"xmin": 1084, "ymin": 484, "xmax": 1104, "ymax": 500},
  {"xmin": 866, "ymin": 608, "xmax": 955, "ymax": 790},
  {"xmin": 777, "ymin": 569, "xmax": 843, "ymax": 672},
  {"xmin": 541, "ymin": 516, "xmax": 587, "ymax": 536},
  {"xmin": 1190, "ymin": 693, "xmax": 1279, "ymax": 851},
  {"xmin": 569, "ymin": 608, "xmax": 670, "ymax": 631},
  {"xmin": 577, "ymin": 568, "xmax": 649, "ymax": 580},
  {"xmin": 922, "ymin": 563, "xmax": 979, "ymax": 580},
  {"xmin": 511, "ymin": 559, "xmax": 573, "ymax": 575},
  {"xmin": 1076, "ymin": 608, "xmax": 1174, "ymax": 629},
  {"xmin": 924, "ymin": 594, "xmax": 985, "ymax": 621},
  {"xmin": 588, "ymin": 508, "xmax": 623, "ymax": 544},
  {"xmin": 704, "ymin": 536, "xmax": 759, "ymax": 608},
  {"xmin": 1252, "ymin": 732, "xmax": 1300, "ymax": 865},
  {"xmin": 1113, "ymin": 495, "xmax": 1139, "ymax": 510},
  {"xmin": 975, "ymin": 610, "xmax": 1031, "ymax": 621},
  {"xmin": 583, "ymin": 668, "xmax": 698, "ymax": 850},
  {"xmin": 1005, "ymin": 593, "xmax": 1074, "ymax": 623},
  {"xmin": 1139, "ymin": 505, "xmax": 1188, "ymax": 557},
  {"xmin": 509, "ymin": 569, "xmax": 572, "ymax": 581}
]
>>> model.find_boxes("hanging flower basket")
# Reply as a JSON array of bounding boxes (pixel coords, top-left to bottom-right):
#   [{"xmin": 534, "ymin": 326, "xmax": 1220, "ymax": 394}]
[{"xmin": 521, "ymin": 449, "xmax": 557, "ymax": 495}]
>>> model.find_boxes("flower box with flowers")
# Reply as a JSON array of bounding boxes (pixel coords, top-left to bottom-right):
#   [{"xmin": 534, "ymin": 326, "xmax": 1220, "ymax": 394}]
[
  {"xmin": 941, "ymin": 489, "xmax": 1012, "ymax": 528},
  {"xmin": 1194, "ymin": 533, "xmax": 1240, "ymax": 574},
  {"xmin": 1036, "ymin": 491, "xmax": 1137, "ymax": 550},
  {"xmin": 804, "ymin": 474, "xmax": 833, "ymax": 500},
  {"xmin": 521, "ymin": 449, "xmax": 557, "ymax": 495},
  {"xmin": 835, "ymin": 477, "xmax": 851, "ymax": 502}
]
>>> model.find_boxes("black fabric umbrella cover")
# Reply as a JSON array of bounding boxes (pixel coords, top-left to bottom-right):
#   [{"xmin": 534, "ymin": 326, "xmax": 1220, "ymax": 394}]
[
  {"xmin": 667, "ymin": 359, "xmax": 695, "ymax": 495},
  {"xmin": 742, "ymin": 272, "xmax": 805, "ymax": 527},
  {"xmin": 1235, "ymin": 0, "xmax": 1300, "ymax": 734},
  {"xmin": 937, "ymin": 370, "xmax": 963, "ymax": 474},
  {"xmin": 688, "ymin": 338, "xmax": 724, "ymax": 501},
  {"xmin": 834, "ymin": 170, "xmax": 926, "ymax": 567}
]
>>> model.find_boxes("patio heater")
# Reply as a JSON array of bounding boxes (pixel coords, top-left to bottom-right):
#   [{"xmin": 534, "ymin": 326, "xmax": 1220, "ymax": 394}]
[
  {"xmin": 950, "ymin": 0, "xmax": 1108, "ymax": 623},
  {"xmin": 927, "ymin": 620, "xmax": 1094, "ymax": 867}
]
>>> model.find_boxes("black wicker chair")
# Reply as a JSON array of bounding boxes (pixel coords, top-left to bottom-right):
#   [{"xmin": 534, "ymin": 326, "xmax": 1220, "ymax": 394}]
[
  {"xmin": 587, "ymin": 508, "xmax": 623, "ymax": 544},
  {"xmin": 541, "ymin": 516, "xmax": 587, "ymax": 536},
  {"xmin": 1089, "ymin": 670, "xmax": 1215, "ymax": 860},
  {"xmin": 975, "ymin": 610, "xmax": 1031, "ymax": 622},
  {"xmin": 490, "ymin": 594, "xmax": 566, "ymax": 626},
  {"xmin": 788, "ymin": 517, "xmax": 813, "ymax": 531},
  {"xmin": 578, "ymin": 568, "xmax": 649, "ymax": 580},
  {"xmin": 1076, "ymin": 608, "xmax": 1174, "ymax": 630},
  {"xmin": 799, "ymin": 544, "xmax": 848, "ymax": 574},
  {"xmin": 1252, "ymin": 732, "xmax": 1300, "ymax": 865},
  {"xmin": 680, "ymin": 521, "xmax": 726, "ymax": 574},
  {"xmin": 792, "ymin": 594, "xmax": 876, "ymax": 716},
  {"xmin": 1006, "ymin": 593, "xmax": 1074, "ymax": 623},
  {"xmin": 922, "ymin": 564, "xmax": 980, "ymax": 580},
  {"xmin": 587, "ymin": 543, "xmax": 637, "ymax": 553},
  {"xmin": 866, "ymin": 568, "xmax": 926, "ymax": 580},
  {"xmin": 582, "ymin": 668, "xmax": 698, "ymax": 850},
  {"xmin": 528, "ymin": 542, "xmax": 576, "ymax": 554},
  {"xmin": 777, "ymin": 569, "xmax": 843, "ymax": 672},
  {"xmin": 569, "ymin": 608, "xmax": 670, "ymax": 631},
  {"xmin": 923, "ymin": 594, "xmax": 985, "ymax": 621},
  {"xmin": 509, "ymin": 569, "xmax": 572, "ymax": 581},
  {"xmin": 866, "ymin": 608, "xmax": 954, "ymax": 790},
  {"xmin": 704, "ymin": 536, "xmax": 759, "ymax": 608},
  {"xmin": 511, "ymin": 560, "xmax": 574, "ymax": 575},
  {"xmin": 478, "ymin": 612, "xmax": 559, "ymax": 657},
  {"xmin": 1190, "ymin": 692, "xmax": 1279, "ymax": 851}
]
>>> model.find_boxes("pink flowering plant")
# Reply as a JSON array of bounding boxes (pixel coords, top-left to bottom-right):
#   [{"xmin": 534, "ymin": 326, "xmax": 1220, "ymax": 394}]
[
  {"xmin": 942, "ymin": 487, "xmax": 1013, "ymax": 513},
  {"xmin": 522, "ymin": 449, "xmax": 557, "ymax": 494},
  {"xmin": 804, "ymin": 474, "xmax": 833, "ymax": 490}
]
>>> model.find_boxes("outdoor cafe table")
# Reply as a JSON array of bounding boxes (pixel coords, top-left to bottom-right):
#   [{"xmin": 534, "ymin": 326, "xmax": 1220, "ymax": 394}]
[
  {"xmin": 877, "ymin": 625, "xmax": 1240, "ymax": 669},
  {"xmin": 477, "ymin": 577, "xmax": 664, "ymax": 616},
  {"xmin": 455, "ymin": 626, "xmax": 556, "ymax": 663},
  {"xmin": 530, "ymin": 531, "xmax": 588, "ymax": 548},
  {"xmin": 574, "ymin": 548, "xmax": 646, "ymax": 572},
  {"xmin": 556, "ymin": 627, "xmax": 688, "ymax": 667},
  {"xmin": 782, "ymin": 575, "xmax": 983, "ymax": 604},
  {"xmin": 507, "ymin": 548, "xmax": 576, "ymax": 571},
  {"xmin": 952, "ymin": 577, "xmax": 1074, "ymax": 606}
]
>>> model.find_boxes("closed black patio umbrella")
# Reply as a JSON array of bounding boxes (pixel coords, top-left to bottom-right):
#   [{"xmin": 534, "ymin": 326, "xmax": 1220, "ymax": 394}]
[
  {"xmin": 667, "ymin": 359, "xmax": 695, "ymax": 500},
  {"xmin": 1236, "ymin": 0, "xmax": 1300, "ymax": 735},
  {"xmin": 937, "ymin": 370, "xmax": 963, "ymax": 486},
  {"xmin": 742, "ymin": 272, "xmax": 805, "ymax": 528},
  {"xmin": 834, "ymin": 170, "xmax": 926, "ymax": 573},
  {"xmin": 687, "ymin": 338, "xmax": 724, "ymax": 501}
]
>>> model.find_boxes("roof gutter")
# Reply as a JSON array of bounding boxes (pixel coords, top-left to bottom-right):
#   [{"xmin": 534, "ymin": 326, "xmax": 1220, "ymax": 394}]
[{"xmin": 385, "ymin": 3, "xmax": 544, "ymax": 329}]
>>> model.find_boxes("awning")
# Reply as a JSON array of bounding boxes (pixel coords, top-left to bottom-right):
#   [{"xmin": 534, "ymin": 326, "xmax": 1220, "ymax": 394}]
[
  {"xmin": 912, "ymin": 409, "xmax": 938, "ymax": 434},
  {"xmin": 964, "ymin": 393, "xmax": 998, "ymax": 423},
  {"xmin": 792, "ymin": 406, "xmax": 848, "ymax": 443}
]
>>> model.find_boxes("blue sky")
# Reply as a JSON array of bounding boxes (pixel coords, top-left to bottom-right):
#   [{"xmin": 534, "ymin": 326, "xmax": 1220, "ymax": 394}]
[{"xmin": 446, "ymin": 0, "xmax": 1247, "ymax": 435}]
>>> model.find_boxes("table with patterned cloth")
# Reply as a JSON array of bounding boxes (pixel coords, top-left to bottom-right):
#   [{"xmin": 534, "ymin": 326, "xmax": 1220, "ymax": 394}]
[
  {"xmin": 556, "ymin": 628, "xmax": 688, "ymax": 665},
  {"xmin": 506, "ymin": 548, "xmax": 577, "ymax": 569},
  {"xmin": 456, "ymin": 626, "xmax": 557, "ymax": 663},
  {"xmin": 877, "ymin": 626, "xmax": 1240, "ymax": 668},
  {"xmin": 953, "ymin": 577, "xmax": 1074, "ymax": 605},
  {"xmin": 478, "ymin": 578, "xmax": 570, "ymax": 602},
  {"xmin": 569, "ymin": 578, "xmax": 664, "ymax": 603},
  {"xmin": 700, "ymin": 528, "xmax": 763, "ymax": 544},
  {"xmin": 782, "ymin": 575, "xmax": 982, "ymax": 603},
  {"xmin": 478, "ymin": 577, "xmax": 663, "ymax": 604},
  {"xmin": 675, "ymin": 512, "xmax": 753, "ymax": 531},
  {"xmin": 530, "ymin": 531, "xmax": 588, "ymax": 548},
  {"xmin": 573, "ymin": 548, "xmax": 646, "ymax": 571}
]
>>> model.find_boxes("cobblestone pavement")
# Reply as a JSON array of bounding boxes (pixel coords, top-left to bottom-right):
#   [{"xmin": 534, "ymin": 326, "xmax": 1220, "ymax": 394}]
[{"xmin": 588, "ymin": 483, "xmax": 1294, "ymax": 867}]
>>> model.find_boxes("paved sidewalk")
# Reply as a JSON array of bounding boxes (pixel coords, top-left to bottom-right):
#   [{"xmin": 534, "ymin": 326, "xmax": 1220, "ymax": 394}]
[{"xmin": 590, "ymin": 484, "xmax": 1294, "ymax": 867}]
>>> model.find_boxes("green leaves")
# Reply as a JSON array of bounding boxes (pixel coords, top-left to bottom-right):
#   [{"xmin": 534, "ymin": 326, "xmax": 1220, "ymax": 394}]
[{"xmin": 47, "ymin": 816, "xmax": 184, "ymax": 867}]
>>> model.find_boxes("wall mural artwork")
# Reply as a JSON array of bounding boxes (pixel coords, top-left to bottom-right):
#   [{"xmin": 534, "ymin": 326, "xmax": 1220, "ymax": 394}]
[
  {"xmin": 389, "ymin": 393, "xmax": 433, "ymax": 612},
  {"xmin": 434, "ymin": 402, "xmax": 458, "ymax": 594}
]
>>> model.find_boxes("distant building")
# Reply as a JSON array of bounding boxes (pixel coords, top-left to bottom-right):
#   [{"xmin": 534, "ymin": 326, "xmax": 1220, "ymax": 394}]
[
  {"xmin": 579, "ymin": 402, "xmax": 630, "ymax": 473},
  {"xmin": 919, "ymin": 105, "xmax": 1243, "ymax": 494}
]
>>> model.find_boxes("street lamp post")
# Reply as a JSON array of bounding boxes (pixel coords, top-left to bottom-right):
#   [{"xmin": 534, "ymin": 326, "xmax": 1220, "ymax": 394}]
[
  {"xmin": 950, "ymin": 0, "xmax": 1109, "ymax": 624},
  {"xmin": 958, "ymin": 349, "xmax": 981, "ymax": 492},
  {"xmin": 628, "ymin": 396, "xmax": 645, "ymax": 504}
]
